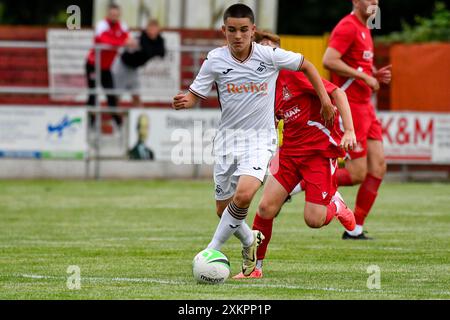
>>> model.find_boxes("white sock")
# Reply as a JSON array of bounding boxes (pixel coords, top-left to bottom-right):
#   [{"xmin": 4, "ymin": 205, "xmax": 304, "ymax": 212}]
[
  {"xmin": 256, "ymin": 260, "xmax": 264, "ymax": 270},
  {"xmin": 346, "ymin": 225, "xmax": 363, "ymax": 236},
  {"xmin": 234, "ymin": 221, "xmax": 254, "ymax": 248},
  {"xmin": 207, "ymin": 204, "xmax": 248, "ymax": 251},
  {"xmin": 290, "ymin": 183, "xmax": 304, "ymax": 196}
]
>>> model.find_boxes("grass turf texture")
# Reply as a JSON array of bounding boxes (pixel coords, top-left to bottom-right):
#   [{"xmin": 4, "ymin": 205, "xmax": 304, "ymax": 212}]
[{"xmin": 0, "ymin": 180, "xmax": 449, "ymax": 300}]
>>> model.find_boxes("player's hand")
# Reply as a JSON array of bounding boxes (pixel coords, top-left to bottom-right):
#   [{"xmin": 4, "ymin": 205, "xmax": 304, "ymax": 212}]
[
  {"xmin": 320, "ymin": 100, "xmax": 337, "ymax": 127},
  {"xmin": 340, "ymin": 130, "xmax": 357, "ymax": 152},
  {"xmin": 125, "ymin": 37, "xmax": 139, "ymax": 50},
  {"xmin": 363, "ymin": 75, "xmax": 380, "ymax": 92},
  {"xmin": 374, "ymin": 64, "xmax": 392, "ymax": 85},
  {"xmin": 172, "ymin": 92, "xmax": 189, "ymax": 110}
]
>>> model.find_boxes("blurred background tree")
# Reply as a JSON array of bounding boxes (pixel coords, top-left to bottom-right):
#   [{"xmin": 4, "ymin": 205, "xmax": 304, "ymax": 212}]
[
  {"xmin": 0, "ymin": 0, "xmax": 93, "ymax": 26},
  {"xmin": 377, "ymin": 2, "xmax": 450, "ymax": 43},
  {"xmin": 277, "ymin": 0, "xmax": 448, "ymax": 36},
  {"xmin": 0, "ymin": 0, "xmax": 448, "ymax": 37}
]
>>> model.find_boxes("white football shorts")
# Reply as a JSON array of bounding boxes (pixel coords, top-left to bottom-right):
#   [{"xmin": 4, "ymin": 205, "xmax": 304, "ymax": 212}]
[{"xmin": 214, "ymin": 145, "xmax": 276, "ymax": 201}]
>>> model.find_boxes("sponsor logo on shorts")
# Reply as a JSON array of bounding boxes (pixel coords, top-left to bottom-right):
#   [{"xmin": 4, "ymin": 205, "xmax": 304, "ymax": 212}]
[
  {"xmin": 353, "ymin": 142, "xmax": 365, "ymax": 153},
  {"xmin": 215, "ymin": 185, "xmax": 224, "ymax": 195},
  {"xmin": 322, "ymin": 192, "xmax": 329, "ymax": 199}
]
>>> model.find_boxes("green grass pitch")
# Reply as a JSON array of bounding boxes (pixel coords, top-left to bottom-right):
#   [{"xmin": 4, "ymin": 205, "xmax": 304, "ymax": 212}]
[{"xmin": 0, "ymin": 180, "xmax": 449, "ymax": 300}]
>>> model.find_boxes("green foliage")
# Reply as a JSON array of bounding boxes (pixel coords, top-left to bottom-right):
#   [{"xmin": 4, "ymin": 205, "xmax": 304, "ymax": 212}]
[
  {"xmin": 377, "ymin": 2, "xmax": 450, "ymax": 43},
  {"xmin": 48, "ymin": 10, "xmax": 71, "ymax": 26}
]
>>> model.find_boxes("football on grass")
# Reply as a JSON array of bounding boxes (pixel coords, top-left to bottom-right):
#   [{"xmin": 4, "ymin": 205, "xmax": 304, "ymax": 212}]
[{"xmin": 192, "ymin": 249, "xmax": 230, "ymax": 284}]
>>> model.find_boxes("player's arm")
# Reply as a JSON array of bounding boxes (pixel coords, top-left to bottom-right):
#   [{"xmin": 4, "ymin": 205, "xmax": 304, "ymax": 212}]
[
  {"xmin": 172, "ymin": 92, "xmax": 199, "ymax": 110},
  {"xmin": 173, "ymin": 53, "xmax": 215, "ymax": 110},
  {"xmin": 323, "ymin": 47, "xmax": 379, "ymax": 91},
  {"xmin": 299, "ymin": 59, "xmax": 336, "ymax": 125},
  {"xmin": 330, "ymin": 88, "xmax": 357, "ymax": 151}
]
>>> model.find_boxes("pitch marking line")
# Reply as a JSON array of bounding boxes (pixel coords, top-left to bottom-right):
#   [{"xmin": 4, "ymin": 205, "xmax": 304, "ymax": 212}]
[
  {"xmin": 17, "ymin": 274, "xmax": 450, "ymax": 296},
  {"xmin": 19, "ymin": 274, "xmax": 368, "ymax": 293}
]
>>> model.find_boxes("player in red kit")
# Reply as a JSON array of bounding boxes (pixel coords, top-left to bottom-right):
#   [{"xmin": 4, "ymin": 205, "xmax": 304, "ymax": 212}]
[
  {"xmin": 234, "ymin": 31, "xmax": 357, "ymax": 279},
  {"xmin": 322, "ymin": 0, "xmax": 392, "ymax": 240}
]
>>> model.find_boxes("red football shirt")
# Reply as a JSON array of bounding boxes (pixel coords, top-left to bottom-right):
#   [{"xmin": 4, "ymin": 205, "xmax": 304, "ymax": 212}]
[
  {"xmin": 328, "ymin": 13, "xmax": 374, "ymax": 104},
  {"xmin": 276, "ymin": 70, "xmax": 345, "ymax": 158}
]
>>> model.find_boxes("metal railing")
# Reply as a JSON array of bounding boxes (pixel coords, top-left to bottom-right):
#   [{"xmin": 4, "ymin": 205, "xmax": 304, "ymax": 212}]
[{"xmin": 0, "ymin": 40, "xmax": 217, "ymax": 179}]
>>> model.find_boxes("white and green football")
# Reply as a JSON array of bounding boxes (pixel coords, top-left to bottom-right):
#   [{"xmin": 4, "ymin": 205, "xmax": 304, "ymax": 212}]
[{"xmin": 192, "ymin": 249, "xmax": 230, "ymax": 284}]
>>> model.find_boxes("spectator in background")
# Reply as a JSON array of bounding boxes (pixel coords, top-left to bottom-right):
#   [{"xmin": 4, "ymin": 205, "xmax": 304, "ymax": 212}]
[
  {"xmin": 112, "ymin": 19, "xmax": 166, "ymax": 107},
  {"xmin": 85, "ymin": 3, "xmax": 137, "ymax": 131}
]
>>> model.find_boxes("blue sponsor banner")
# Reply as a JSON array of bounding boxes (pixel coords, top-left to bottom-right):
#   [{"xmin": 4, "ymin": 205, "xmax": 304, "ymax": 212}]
[{"xmin": 0, "ymin": 151, "xmax": 42, "ymax": 159}]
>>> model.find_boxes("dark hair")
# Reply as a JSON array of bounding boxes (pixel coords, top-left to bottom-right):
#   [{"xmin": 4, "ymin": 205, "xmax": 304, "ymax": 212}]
[
  {"xmin": 108, "ymin": 3, "xmax": 121, "ymax": 11},
  {"xmin": 223, "ymin": 4, "xmax": 255, "ymax": 24},
  {"xmin": 147, "ymin": 19, "xmax": 160, "ymax": 27}
]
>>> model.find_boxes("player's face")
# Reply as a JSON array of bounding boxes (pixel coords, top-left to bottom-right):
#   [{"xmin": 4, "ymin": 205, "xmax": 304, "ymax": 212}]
[
  {"xmin": 146, "ymin": 23, "xmax": 160, "ymax": 40},
  {"xmin": 138, "ymin": 116, "xmax": 149, "ymax": 140},
  {"xmin": 107, "ymin": 8, "xmax": 121, "ymax": 24},
  {"xmin": 354, "ymin": 0, "xmax": 379, "ymax": 20},
  {"xmin": 222, "ymin": 18, "xmax": 256, "ymax": 56}
]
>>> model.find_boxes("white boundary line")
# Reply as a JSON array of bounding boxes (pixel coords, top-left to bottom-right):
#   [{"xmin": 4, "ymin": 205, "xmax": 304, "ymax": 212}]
[
  {"xmin": 16, "ymin": 274, "xmax": 450, "ymax": 296},
  {"xmin": 19, "ymin": 274, "xmax": 364, "ymax": 293}
]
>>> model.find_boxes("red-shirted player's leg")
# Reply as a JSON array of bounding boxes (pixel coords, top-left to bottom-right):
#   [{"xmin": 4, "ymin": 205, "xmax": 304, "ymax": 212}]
[
  {"xmin": 303, "ymin": 158, "xmax": 356, "ymax": 231},
  {"xmin": 254, "ymin": 176, "xmax": 290, "ymax": 264},
  {"xmin": 343, "ymin": 111, "xmax": 385, "ymax": 240},
  {"xmin": 233, "ymin": 162, "xmax": 296, "ymax": 279},
  {"xmin": 336, "ymin": 167, "xmax": 355, "ymax": 186},
  {"xmin": 253, "ymin": 214, "xmax": 274, "ymax": 261},
  {"xmin": 354, "ymin": 139, "xmax": 386, "ymax": 226}
]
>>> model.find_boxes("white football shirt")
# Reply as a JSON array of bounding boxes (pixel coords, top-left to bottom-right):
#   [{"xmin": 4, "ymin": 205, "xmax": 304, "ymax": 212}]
[{"xmin": 189, "ymin": 42, "xmax": 304, "ymax": 156}]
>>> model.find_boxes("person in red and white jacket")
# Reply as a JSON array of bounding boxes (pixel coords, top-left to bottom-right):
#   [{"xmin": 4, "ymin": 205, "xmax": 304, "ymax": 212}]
[{"xmin": 85, "ymin": 3, "xmax": 137, "ymax": 129}]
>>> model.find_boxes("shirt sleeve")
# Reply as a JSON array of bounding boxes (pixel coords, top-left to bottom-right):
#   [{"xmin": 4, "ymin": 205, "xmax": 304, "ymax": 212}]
[
  {"xmin": 189, "ymin": 54, "xmax": 216, "ymax": 100},
  {"xmin": 272, "ymin": 47, "xmax": 304, "ymax": 71},
  {"xmin": 328, "ymin": 21, "xmax": 357, "ymax": 56}
]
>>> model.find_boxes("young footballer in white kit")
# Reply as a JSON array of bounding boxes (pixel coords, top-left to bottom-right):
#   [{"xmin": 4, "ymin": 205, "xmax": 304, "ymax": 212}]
[{"xmin": 172, "ymin": 4, "xmax": 336, "ymax": 276}]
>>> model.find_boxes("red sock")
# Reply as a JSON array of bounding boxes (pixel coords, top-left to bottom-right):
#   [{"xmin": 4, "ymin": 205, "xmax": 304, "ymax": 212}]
[
  {"xmin": 324, "ymin": 203, "xmax": 337, "ymax": 226},
  {"xmin": 253, "ymin": 213, "xmax": 274, "ymax": 261},
  {"xmin": 354, "ymin": 174, "xmax": 383, "ymax": 226},
  {"xmin": 336, "ymin": 168, "xmax": 354, "ymax": 186}
]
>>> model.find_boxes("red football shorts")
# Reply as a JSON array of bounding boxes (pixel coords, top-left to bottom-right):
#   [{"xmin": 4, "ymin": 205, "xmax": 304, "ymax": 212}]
[
  {"xmin": 347, "ymin": 102, "xmax": 383, "ymax": 160},
  {"xmin": 270, "ymin": 151, "xmax": 338, "ymax": 206}
]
